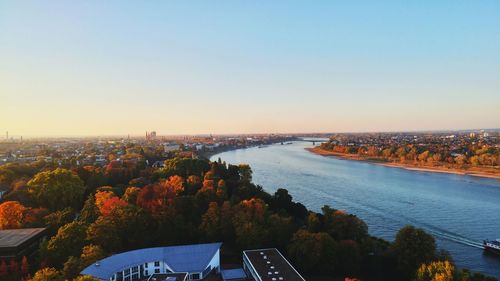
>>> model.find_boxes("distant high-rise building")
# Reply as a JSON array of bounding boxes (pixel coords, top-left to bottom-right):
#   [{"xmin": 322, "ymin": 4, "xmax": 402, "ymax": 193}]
[
  {"xmin": 146, "ymin": 131, "xmax": 157, "ymax": 141},
  {"xmin": 5, "ymin": 131, "xmax": 8, "ymax": 140}
]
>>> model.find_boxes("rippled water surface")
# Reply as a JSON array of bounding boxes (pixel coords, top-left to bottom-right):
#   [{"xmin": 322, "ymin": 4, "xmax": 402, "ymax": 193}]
[{"xmin": 211, "ymin": 141, "xmax": 500, "ymax": 278}]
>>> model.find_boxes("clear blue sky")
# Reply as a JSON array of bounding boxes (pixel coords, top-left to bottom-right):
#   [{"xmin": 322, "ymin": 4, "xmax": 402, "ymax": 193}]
[{"xmin": 1, "ymin": 1, "xmax": 499, "ymax": 136}]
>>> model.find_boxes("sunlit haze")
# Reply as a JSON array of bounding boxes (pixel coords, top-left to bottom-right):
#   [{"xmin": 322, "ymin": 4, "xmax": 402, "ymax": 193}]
[{"xmin": 1, "ymin": 1, "xmax": 499, "ymax": 137}]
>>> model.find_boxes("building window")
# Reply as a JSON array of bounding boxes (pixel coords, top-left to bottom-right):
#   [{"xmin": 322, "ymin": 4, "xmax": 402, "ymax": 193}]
[
  {"xmin": 124, "ymin": 277, "xmax": 130, "ymax": 281},
  {"xmin": 154, "ymin": 261, "xmax": 160, "ymax": 267},
  {"xmin": 132, "ymin": 267, "xmax": 138, "ymax": 273},
  {"xmin": 144, "ymin": 263, "xmax": 148, "ymax": 268},
  {"xmin": 125, "ymin": 269, "xmax": 130, "ymax": 275},
  {"xmin": 132, "ymin": 274, "xmax": 139, "ymax": 281},
  {"xmin": 144, "ymin": 270, "xmax": 148, "ymax": 276},
  {"xmin": 190, "ymin": 273, "xmax": 200, "ymax": 280},
  {"xmin": 155, "ymin": 269, "xmax": 160, "ymax": 274}
]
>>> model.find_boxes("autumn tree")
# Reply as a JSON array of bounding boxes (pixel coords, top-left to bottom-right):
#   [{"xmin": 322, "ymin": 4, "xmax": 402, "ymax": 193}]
[
  {"xmin": 98, "ymin": 197, "xmax": 128, "ymax": 216},
  {"xmin": 136, "ymin": 177, "xmax": 183, "ymax": 215},
  {"xmin": 0, "ymin": 201, "xmax": 26, "ymax": 229},
  {"xmin": 28, "ymin": 168, "xmax": 85, "ymax": 211},
  {"xmin": 122, "ymin": 187, "xmax": 141, "ymax": 204},
  {"xmin": 186, "ymin": 175, "xmax": 202, "ymax": 194},
  {"xmin": 74, "ymin": 275, "xmax": 101, "ymax": 281},
  {"xmin": 415, "ymin": 260, "xmax": 454, "ymax": 281},
  {"xmin": 8, "ymin": 260, "xmax": 19, "ymax": 279},
  {"xmin": 80, "ymin": 245, "xmax": 105, "ymax": 268},
  {"xmin": 20, "ymin": 256, "xmax": 29, "ymax": 277},
  {"xmin": 31, "ymin": 267, "xmax": 64, "ymax": 281},
  {"xmin": 0, "ymin": 260, "xmax": 7, "ymax": 279},
  {"xmin": 94, "ymin": 190, "xmax": 115, "ymax": 211}
]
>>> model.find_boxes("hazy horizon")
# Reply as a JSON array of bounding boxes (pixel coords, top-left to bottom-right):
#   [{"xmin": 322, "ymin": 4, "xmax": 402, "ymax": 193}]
[
  {"xmin": 2, "ymin": 1, "xmax": 499, "ymax": 136},
  {"xmin": 3, "ymin": 127, "xmax": 499, "ymax": 140}
]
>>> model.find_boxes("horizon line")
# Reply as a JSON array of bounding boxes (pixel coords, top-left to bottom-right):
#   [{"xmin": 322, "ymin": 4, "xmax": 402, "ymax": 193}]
[{"xmin": 1, "ymin": 127, "xmax": 499, "ymax": 140}]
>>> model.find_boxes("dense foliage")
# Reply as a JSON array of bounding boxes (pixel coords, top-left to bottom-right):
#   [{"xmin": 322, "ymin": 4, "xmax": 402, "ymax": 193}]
[{"xmin": 0, "ymin": 158, "xmax": 497, "ymax": 281}]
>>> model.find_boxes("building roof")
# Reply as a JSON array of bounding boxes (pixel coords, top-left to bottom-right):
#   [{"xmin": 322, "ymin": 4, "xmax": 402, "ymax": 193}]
[
  {"xmin": 243, "ymin": 248, "xmax": 305, "ymax": 281},
  {"xmin": 0, "ymin": 228, "xmax": 46, "ymax": 248},
  {"xmin": 81, "ymin": 243, "xmax": 222, "ymax": 280},
  {"xmin": 147, "ymin": 273, "xmax": 188, "ymax": 281},
  {"xmin": 221, "ymin": 268, "xmax": 247, "ymax": 281}
]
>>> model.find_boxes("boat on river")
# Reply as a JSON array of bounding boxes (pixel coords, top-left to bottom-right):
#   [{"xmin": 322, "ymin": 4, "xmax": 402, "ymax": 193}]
[{"xmin": 484, "ymin": 239, "xmax": 500, "ymax": 255}]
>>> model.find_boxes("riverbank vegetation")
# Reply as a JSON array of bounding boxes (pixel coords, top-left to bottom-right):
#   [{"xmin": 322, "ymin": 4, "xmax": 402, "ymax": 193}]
[
  {"xmin": 314, "ymin": 135, "xmax": 499, "ymax": 178},
  {"xmin": 0, "ymin": 159, "xmax": 497, "ymax": 281}
]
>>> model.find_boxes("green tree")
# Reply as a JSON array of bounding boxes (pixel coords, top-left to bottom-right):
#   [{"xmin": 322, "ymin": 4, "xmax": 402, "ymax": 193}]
[
  {"xmin": 87, "ymin": 204, "xmax": 152, "ymax": 252},
  {"xmin": 393, "ymin": 225, "xmax": 436, "ymax": 278},
  {"xmin": 63, "ymin": 256, "xmax": 81, "ymax": 280},
  {"xmin": 199, "ymin": 202, "xmax": 223, "ymax": 241},
  {"xmin": 238, "ymin": 164, "xmax": 252, "ymax": 183},
  {"xmin": 44, "ymin": 207, "xmax": 75, "ymax": 233},
  {"xmin": 287, "ymin": 229, "xmax": 337, "ymax": 273},
  {"xmin": 267, "ymin": 214, "xmax": 294, "ymax": 248},
  {"xmin": 79, "ymin": 195, "xmax": 99, "ymax": 224},
  {"xmin": 28, "ymin": 168, "xmax": 85, "ymax": 211},
  {"xmin": 322, "ymin": 206, "xmax": 368, "ymax": 241},
  {"xmin": 46, "ymin": 221, "xmax": 87, "ymax": 266}
]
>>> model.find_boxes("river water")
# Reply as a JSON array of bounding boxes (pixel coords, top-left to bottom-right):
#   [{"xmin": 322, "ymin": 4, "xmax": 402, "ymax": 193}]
[{"xmin": 211, "ymin": 140, "xmax": 500, "ymax": 278}]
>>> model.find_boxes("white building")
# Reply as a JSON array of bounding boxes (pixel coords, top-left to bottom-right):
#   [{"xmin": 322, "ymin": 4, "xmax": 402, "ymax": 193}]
[{"xmin": 81, "ymin": 243, "xmax": 222, "ymax": 281}]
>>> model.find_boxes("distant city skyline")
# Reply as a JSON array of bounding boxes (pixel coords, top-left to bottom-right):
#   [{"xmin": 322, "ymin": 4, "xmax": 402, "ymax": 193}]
[{"xmin": 1, "ymin": 1, "xmax": 499, "ymax": 136}]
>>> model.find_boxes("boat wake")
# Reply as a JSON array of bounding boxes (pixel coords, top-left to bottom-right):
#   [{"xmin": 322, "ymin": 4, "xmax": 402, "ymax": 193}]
[
  {"xmin": 424, "ymin": 228, "xmax": 484, "ymax": 249},
  {"xmin": 312, "ymin": 189, "xmax": 486, "ymax": 250}
]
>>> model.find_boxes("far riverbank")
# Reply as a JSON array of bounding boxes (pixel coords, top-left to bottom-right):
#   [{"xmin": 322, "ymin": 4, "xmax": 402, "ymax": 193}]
[{"xmin": 307, "ymin": 147, "xmax": 500, "ymax": 180}]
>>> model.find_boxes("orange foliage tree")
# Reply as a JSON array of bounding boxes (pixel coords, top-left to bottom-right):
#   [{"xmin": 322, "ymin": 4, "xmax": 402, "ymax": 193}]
[
  {"xmin": 137, "ymin": 176, "xmax": 184, "ymax": 215},
  {"xmin": 0, "ymin": 201, "xmax": 26, "ymax": 229}
]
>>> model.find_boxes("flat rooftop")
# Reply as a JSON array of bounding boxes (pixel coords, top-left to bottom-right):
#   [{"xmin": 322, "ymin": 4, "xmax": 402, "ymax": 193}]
[
  {"xmin": 243, "ymin": 249, "xmax": 305, "ymax": 281},
  {"xmin": 0, "ymin": 228, "xmax": 46, "ymax": 248}
]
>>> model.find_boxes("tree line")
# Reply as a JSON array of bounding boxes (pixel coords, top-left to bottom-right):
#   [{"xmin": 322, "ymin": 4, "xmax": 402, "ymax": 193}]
[{"xmin": 0, "ymin": 158, "xmax": 497, "ymax": 281}]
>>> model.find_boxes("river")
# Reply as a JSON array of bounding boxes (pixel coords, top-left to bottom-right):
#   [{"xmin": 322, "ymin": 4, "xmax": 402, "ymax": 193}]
[{"xmin": 211, "ymin": 140, "xmax": 500, "ymax": 278}]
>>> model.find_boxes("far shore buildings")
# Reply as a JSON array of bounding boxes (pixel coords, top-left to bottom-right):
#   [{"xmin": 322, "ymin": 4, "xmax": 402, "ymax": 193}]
[
  {"xmin": 0, "ymin": 228, "xmax": 47, "ymax": 260},
  {"xmin": 81, "ymin": 244, "xmax": 305, "ymax": 281}
]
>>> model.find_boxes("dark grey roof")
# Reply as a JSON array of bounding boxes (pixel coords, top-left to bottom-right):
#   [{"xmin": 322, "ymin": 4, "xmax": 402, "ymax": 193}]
[
  {"xmin": 221, "ymin": 268, "xmax": 247, "ymax": 281},
  {"xmin": 0, "ymin": 228, "xmax": 46, "ymax": 248},
  {"xmin": 81, "ymin": 243, "xmax": 222, "ymax": 280},
  {"xmin": 243, "ymin": 248, "xmax": 305, "ymax": 281}
]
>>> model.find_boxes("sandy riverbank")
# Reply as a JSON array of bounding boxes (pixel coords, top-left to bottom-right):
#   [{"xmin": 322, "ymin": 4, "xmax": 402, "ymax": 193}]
[{"xmin": 306, "ymin": 147, "xmax": 500, "ymax": 180}]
